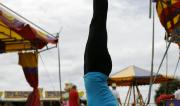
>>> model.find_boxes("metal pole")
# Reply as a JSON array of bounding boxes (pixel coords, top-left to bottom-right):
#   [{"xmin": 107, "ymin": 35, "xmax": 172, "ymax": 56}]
[
  {"xmin": 57, "ymin": 36, "xmax": 62, "ymax": 106},
  {"xmin": 146, "ymin": 4, "xmax": 155, "ymax": 105},
  {"xmin": 149, "ymin": 0, "xmax": 152, "ymax": 18}
]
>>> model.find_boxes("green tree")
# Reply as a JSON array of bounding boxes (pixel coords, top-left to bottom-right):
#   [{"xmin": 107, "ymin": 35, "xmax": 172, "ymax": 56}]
[{"xmin": 154, "ymin": 79, "xmax": 180, "ymax": 105}]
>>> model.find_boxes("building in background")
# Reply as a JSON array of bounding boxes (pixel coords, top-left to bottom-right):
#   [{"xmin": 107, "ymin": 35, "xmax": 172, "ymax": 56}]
[{"xmin": 0, "ymin": 89, "xmax": 64, "ymax": 106}]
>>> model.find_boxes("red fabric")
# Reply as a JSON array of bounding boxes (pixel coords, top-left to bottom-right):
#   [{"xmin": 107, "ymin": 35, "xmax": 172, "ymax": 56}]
[
  {"xmin": 23, "ymin": 68, "xmax": 40, "ymax": 106},
  {"xmin": 69, "ymin": 89, "xmax": 79, "ymax": 106},
  {"xmin": 25, "ymin": 88, "xmax": 40, "ymax": 106},
  {"xmin": 15, "ymin": 24, "xmax": 46, "ymax": 48},
  {"xmin": 0, "ymin": 10, "xmax": 58, "ymax": 49},
  {"xmin": 156, "ymin": 94, "xmax": 175, "ymax": 104}
]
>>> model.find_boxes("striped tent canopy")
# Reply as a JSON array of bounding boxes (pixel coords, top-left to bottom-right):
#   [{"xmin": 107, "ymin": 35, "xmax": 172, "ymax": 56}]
[
  {"xmin": 0, "ymin": 5, "xmax": 58, "ymax": 53},
  {"xmin": 155, "ymin": 0, "xmax": 180, "ymax": 43},
  {"xmin": 108, "ymin": 65, "xmax": 174, "ymax": 86}
]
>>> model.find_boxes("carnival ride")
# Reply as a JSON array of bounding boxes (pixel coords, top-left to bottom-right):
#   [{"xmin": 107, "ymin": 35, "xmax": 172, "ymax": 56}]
[
  {"xmin": 108, "ymin": 65, "xmax": 173, "ymax": 106},
  {"xmin": 146, "ymin": 0, "xmax": 180, "ymax": 105},
  {"xmin": 109, "ymin": 0, "xmax": 180, "ymax": 106}
]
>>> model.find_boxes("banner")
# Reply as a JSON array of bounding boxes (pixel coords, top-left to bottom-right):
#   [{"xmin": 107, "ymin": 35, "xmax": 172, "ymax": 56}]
[
  {"xmin": 19, "ymin": 52, "xmax": 40, "ymax": 106},
  {"xmin": 166, "ymin": 100, "xmax": 180, "ymax": 106}
]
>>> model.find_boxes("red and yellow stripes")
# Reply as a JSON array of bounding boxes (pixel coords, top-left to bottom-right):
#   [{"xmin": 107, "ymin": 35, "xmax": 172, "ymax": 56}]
[
  {"xmin": 0, "ymin": 7, "xmax": 58, "ymax": 53},
  {"xmin": 156, "ymin": 0, "xmax": 180, "ymax": 33},
  {"xmin": 18, "ymin": 52, "xmax": 40, "ymax": 106}
]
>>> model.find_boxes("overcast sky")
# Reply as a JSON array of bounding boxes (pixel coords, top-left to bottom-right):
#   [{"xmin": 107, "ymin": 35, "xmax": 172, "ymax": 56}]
[{"xmin": 0, "ymin": 0, "xmax": 179, "ymax": 103}]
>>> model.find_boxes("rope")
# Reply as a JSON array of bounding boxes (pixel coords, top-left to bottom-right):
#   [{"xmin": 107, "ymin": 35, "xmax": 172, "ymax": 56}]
[
  {"xmin": 146, "ymin": 0, "xmax": 175, "ymax": 105},
  {"xmin": 0, "ymin": 3, "xmax": 56, "ymax": 38},
  {"xmin": 166, "ymin": 34, "xmax": 169, "ymax": 78},
  {"xmin": 145, "ymin": 41, "xmax": 171, "ymax": 105},
  {"xmin": 173, "ymin": 54, "xmax": 180, "ymax": 78},
  {"xmin": 153, "ymin": 42, "xmax": 171, "ymax": 82},
  {"xmin": 146, "ymin": 4, "xmax": 155, "ymax": 105},
  {"xmin": 146, "ymin": 3, "xmax": 171, "ymax": 105},
  {"xmin": 39, "ymin": 54, "xmax": 56, "ymax": 91},
  {"xmin": 165, "ymin": 33, "xmax": 169, "ymax": 93}
]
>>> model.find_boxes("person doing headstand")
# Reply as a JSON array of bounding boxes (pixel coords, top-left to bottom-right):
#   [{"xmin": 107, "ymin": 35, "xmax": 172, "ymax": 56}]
[{"xmin": 84, "ymin": 0, "xmax": 118, "ymax": 106}]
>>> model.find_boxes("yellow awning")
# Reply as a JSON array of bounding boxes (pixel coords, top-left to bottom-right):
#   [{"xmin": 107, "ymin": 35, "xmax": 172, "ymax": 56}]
[
  {"xmin": 0, "ymin": 4, "xmax": 58, "ymax": 53},
  {"xmin": 108, "ymin": 65, "xmax": 174, "ymax": 86}
]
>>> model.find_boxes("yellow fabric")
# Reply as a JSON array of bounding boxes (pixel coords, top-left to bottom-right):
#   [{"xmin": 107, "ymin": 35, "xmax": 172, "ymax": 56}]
[
  {"xmin": 167, "ymin": 21, "xmax": 172, "ymax": 29},
  {"xmin": 108, "ymin": 65, "xmax": 174, "ymax": 86},
  {"xmin": 109, "ymin": 76, "xmax": 173, "ymax": 86},
  {"xmin": 0, "ymin": 20, "xmax": 33, "ymax": 52},
  {"xmin": 0, "ymin": 21, "xmax": 23, "ymax": 40},
  {"xmin": 110, "ymin": 66, "xmax": 135, "ymax": 78},
  {"xmin": 156, "ymin": 1, "xmax": 167, "ymax": 17},
  {"xmin": 18, "ymin": 52, "xmax": 38, "ymax": 68},
  {"xmin": 174, "ymin": 15, "xmax": 179, "ymax": 24},
  {"xmin": 0, "ymin": 6, "xmax": 58, "ymax": 53},
  {"xmin": 5, "ymin": 43, "xmax": 32, "ymax": 52}
]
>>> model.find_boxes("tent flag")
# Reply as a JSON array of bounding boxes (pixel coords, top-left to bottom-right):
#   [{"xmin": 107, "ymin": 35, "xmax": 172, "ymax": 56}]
[
  {"xmin": 19, "ymin": 52, "xmax": 40, "ymax": 106},
  {"xmin": 155, "ymin": 0, "xmax": 180, "ymax": 41},
  {"xmin": 0, "ymin": 6, "xmax": 58, "ymax": 53}
]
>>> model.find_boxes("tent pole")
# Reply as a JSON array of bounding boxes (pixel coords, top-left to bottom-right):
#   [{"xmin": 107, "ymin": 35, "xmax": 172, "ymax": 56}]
[
  {"xmin": 133, "ymin": 85, "xmax": 136, "ymax": 106},
  {"xmin": 57, "ymin": 37, "xmax": 62, "ymax": 106},
  {"xmin": 136, "ymin": 85, "xmax": 144, "ymax": 106},
  {"xmin": 124, "ymin": 86, "xmax": 132, "ymax": 106},
  {"xmin": 127, "ymin": 86, "xmax": 132, "ymax": 106}
]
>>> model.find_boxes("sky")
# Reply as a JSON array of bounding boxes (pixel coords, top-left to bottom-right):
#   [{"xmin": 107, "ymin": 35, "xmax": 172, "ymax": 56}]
[{"xmin": 0, "ymin": 0, "xmax": 179, "ymax": 103}]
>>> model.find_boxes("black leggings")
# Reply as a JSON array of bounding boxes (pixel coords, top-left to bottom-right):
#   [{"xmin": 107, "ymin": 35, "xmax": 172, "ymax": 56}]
[{"xmin": 84, "ymin": 0, "xmax": 112, "ymax": 76}]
